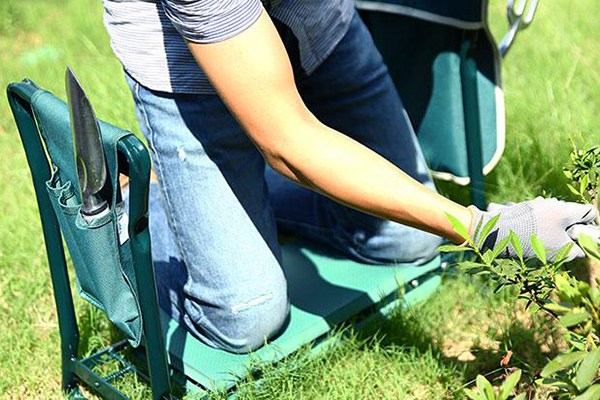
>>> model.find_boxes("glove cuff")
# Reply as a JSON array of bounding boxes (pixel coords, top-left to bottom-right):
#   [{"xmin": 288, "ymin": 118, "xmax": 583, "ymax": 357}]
[
  {"xmin": 466, "ymin": 205, "xmax": 484, "ymax": 237},
  {"xmin": 455, "ymin": 205, "xmax": 484, "ymax": 247}
]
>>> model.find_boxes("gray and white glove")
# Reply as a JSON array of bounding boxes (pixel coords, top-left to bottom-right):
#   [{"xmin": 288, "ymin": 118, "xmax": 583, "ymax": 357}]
[{"xmin": 470, "ymin": 197, "xmax": 598, "ymax": 262}]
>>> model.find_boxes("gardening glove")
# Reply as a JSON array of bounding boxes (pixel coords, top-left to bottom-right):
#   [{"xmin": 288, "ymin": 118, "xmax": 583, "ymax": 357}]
[{"xmin": 469, "ymin": 197, "xmax": 598, "ymax": 262}]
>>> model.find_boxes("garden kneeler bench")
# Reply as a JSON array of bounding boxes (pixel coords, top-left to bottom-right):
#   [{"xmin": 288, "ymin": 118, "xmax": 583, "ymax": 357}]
[{"xmin": 7, "ymin": 78, "xmax": 444, "ymax": 399}]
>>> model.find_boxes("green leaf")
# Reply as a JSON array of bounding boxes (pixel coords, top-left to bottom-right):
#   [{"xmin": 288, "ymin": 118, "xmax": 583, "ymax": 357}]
[
  {"xmin": 555, "ymin": 273, "xmax": 571, "ymax": 291},
  {"xmin": 565, "ymin": 169, "xmax": 574, "ymax": 179},
  {"xmin": 579, "ymin": 174, "xmax": 590, "ymax": 196},
  {"xmin": 437, "ymin": 244, "xmax": 471, "ymax": 253},
  {"xmin": 528, "ymin": 303, "xmax": 541, "ymax": 314},
  {"xmin": 474, "ymin": 269, "xmax": 491, "ymax": 276},
  {"xmin": 539, "ymin": 376, "xmax": 577, "ymax": 390},
  {"xmin": 541, "ymin": 352, "xmax": 587, "ymax": 377},
  {"xmin": 476, "ymin": 375, "xmax": 494, "ymax": 400},
  {"xmin": 482, "ymin": 250, "xmax": 495, "ymax": 266},
  {"xmin": 445, "ymin": 212, "xmax": 471, "ymax": 243},
  {"xmin": 573, "ymin": 338, "xmax": 588, "ymax": 351},
  {"xmin": 513, "ymin": 394, "xmax": 526, "ymax": 400},
  {"xmin": 530, "ymin": 234, "xmax": 547, "ymax": 264},
  {"xmin": 458, "ymin": 261, "xmax": 487, "ymax": 271},
  {"xmin": 473, "ymin": 216, "xmax": 484, "ymax": 244},
  {"xmin": 478, "ymin": 214, "xmax": 500, "ymax": 247},
  {"xmin": 509, "ymin": 231, "xmax": 524, "ymax": 261},
  {"xmin": 589, "ymin": 287, "xmax": 600, "ymax": 308},
  {"xmin": 555, "ymin": 273, "xmax": 582, "ymax": 303},
  {"xmin": 568, "ymin": 183, "xmax": 582, "ymax": 196},
  {"xmin": 574, "ymin": 384, "xmax": 600, "ymax": 400},
  {"xmin": 575, "ymin": 349, "xmax": 600, "ymax": 391},
  {"xmin": 463, "ymin": 388, "xmax": 482, "ymax": 400},
  {"xmin": 577, "ymin": 280, "xmax": 591, "ymax": 297},
  {"xmin": 544, "ymin": 301, "xmax": 574, "ymax": 314},
  {"xmin": 580, "ymin": 234, "xmax": 600, "ymax": 262},
  {"xmin": 494, "ymin": 282, "xmax": 506, "ymax": 293},
  {"xmin": 554, "ymin": 242, "xmax": 575, "ymax": 265},
  {"xmin": 581, "ymin": 174, "xmax": 590, "ymax": 195},
  {"xmin": 492, "ymin": 235, "xmax": 511, "ymax": 259},
  {"xmin": 559, "ymin": 311, "xmax": 592, "ymax": 328},
  {"xmin": 498, "ymin": 369, "xmax": 522, "ymax": 400}
]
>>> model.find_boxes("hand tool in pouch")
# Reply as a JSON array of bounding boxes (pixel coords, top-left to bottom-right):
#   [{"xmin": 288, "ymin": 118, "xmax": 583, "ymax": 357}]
[{"xmin": 66, "ymin": 67, "xmax": 109, "ymax": 220}]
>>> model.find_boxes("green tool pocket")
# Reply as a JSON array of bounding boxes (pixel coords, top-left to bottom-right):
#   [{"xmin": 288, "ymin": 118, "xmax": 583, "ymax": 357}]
[{"xmin": 46, "ymin": 168, "xmax": 143, "ymax": 346}]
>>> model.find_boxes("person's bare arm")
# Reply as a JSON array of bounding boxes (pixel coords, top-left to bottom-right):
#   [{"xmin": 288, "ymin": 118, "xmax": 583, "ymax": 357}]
[{"xmin": 185, "ymin": 10, "xmax": 472, "ymax": 243}]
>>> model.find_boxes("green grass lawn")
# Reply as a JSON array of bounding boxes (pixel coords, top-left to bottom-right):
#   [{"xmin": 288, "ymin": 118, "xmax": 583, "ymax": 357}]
[{"xmin": 0, "ymin": 0, "xmax": 599, "ymax": 398}]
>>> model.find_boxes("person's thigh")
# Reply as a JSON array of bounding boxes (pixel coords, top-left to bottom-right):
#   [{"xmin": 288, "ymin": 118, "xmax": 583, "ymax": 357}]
[
  {"xmin": 267, "ymin": 11, "xmax": 443, "ymax": 265},
  {"xmin": 126, "ymin": 75, "xmax": 289, "ymax": 353}
]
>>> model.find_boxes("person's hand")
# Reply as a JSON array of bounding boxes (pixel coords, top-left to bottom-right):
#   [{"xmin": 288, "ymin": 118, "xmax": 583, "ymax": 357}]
[{"xmin": 469, "ymin": 197, "xmax": 598, "ymax": 261}]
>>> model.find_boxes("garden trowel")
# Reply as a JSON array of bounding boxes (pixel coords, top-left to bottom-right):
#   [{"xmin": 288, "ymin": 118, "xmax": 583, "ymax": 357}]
[{"xmin": 66, "ymin": 67, "xmax": 109, "ymax": 219}]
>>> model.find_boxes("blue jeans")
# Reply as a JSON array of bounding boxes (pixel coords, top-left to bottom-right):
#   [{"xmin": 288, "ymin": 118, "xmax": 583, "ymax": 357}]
[{"xmin": 126, "ymin": 10, "xmax": 442, "ymax": 353}]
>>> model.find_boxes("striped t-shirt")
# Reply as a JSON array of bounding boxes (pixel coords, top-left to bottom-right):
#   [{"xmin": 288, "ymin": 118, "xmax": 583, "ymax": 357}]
[{"xmin": 102, "ymin": 0, "xmax": 355, "ymax": 94}]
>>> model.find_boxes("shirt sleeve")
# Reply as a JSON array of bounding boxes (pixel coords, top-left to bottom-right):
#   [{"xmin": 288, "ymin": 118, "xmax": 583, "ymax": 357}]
[{"xmin": 161, "ymin": 0, "xmax": 264, "ymax": 44}]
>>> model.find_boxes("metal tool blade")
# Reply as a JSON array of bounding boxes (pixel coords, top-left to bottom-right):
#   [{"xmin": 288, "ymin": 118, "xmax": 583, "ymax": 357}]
[
  {"xmin": 66, "ymin": 67, "xmax": 108, "ymax": 216},
  {"xmin": 499, "ymin": 0, "xmax": 539, "ymax": 57}
]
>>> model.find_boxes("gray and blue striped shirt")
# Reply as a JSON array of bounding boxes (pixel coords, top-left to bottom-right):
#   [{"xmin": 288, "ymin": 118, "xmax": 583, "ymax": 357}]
[{"xmin": 102, "ymin": 0, "xmax": 355, "ymax": 93}]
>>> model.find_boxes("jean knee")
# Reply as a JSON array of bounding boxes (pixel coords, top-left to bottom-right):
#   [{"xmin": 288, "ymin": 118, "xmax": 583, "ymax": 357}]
[
  {"xmin": 224, "ymin": 289, "xmax": 290, "ymax": 353},
  {"xmin": 184, "ymin": 278, "xmax": 290, "ymax": 354}
]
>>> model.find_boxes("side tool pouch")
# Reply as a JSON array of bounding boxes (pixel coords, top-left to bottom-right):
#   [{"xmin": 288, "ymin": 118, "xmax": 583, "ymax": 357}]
[{"xmin": 32, "ymin": 89, "xmax": 143, "ymax": 346}]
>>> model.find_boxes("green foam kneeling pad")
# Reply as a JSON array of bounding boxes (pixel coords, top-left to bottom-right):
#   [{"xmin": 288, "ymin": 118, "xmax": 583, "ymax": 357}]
[{"xmin": 161, "ymin": 241, "xmax": 441, "ymax": 391}]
